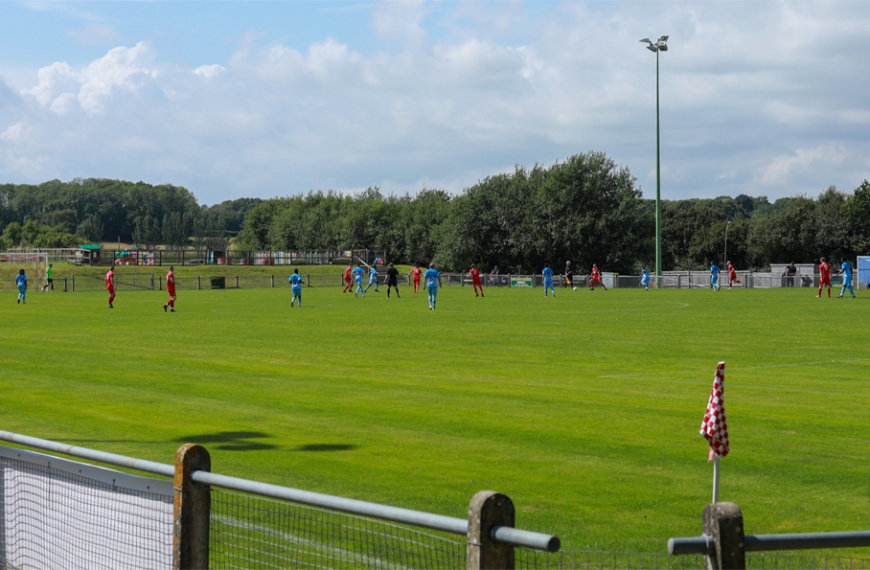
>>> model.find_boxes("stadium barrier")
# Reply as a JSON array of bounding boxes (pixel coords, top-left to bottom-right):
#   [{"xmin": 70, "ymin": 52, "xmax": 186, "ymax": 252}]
[
  {"xmin": 668, "ymin": 502, "xmax": 870, "ymax": 569},
  {"xmin": 0, "ymin": 431, "xmax": 559, "ymax": 570}
]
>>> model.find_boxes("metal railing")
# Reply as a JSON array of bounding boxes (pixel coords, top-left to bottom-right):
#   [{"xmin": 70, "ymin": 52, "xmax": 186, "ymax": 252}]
[{"xmin": 668, "ymin": 502, "xmax": 870, "ymax": 569}]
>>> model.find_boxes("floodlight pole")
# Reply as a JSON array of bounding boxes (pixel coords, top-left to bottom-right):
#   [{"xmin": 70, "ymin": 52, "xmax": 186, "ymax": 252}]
[
  {"xmin": 641, "ymin": 35, "xmax": 669, "ymax": 285},
  {"xmin": 655, "ymin": 46, "xmax": 662, "ymax": 283},
  {"xmin": 724, "ymin": 220, "xmax": 731, "ymax": 267}
]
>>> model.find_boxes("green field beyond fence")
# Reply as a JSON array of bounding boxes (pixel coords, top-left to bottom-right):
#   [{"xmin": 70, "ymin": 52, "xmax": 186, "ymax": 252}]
[{"xmin": 2, "ymin": 284, "xmax": 869, "ymax": 557}]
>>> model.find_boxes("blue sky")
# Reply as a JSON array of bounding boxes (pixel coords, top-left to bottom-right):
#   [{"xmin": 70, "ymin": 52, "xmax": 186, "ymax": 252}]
[{"xmin": 1, "ymin": 1, "xmax": 869, "ymax": 206}]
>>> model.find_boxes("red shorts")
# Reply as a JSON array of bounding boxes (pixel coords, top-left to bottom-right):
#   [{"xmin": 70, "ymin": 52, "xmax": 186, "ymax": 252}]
[
  {"xmin": 820, "ymin": 277, "xmax": 831, "ymax": 286},
  {"xmin": 167, "ymin": 287, "xmax": 176, "ymax": 297}
]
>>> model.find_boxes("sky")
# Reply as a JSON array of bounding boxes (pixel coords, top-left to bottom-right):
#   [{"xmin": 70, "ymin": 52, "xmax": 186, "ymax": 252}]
[{"xmin": 1, "ymin": 1, "xmax": 869, "ymax": 206}]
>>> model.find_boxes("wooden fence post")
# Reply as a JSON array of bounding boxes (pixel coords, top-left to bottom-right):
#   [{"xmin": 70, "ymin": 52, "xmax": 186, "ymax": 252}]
[
  {"xmin": 703, "ymin": 501, "xmax": 745, "ymax": 570},
  {"xmin": 174, "ymin": 443, "xmax": 211, "ymax": 570},
  {"xmin": 467, "ymin": 490, "xmax": 515, "ymax": 570}
]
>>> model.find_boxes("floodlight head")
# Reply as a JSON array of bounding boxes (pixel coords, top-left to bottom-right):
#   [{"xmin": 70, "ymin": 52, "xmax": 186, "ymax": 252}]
[
  {"xmin": 656, "ymin": 35, "xmax": 670, "ymax": 51},
  {"xmin": 639, "ymin": 38, "xmax": 651, "ymax": 44},
  {"xmin": 647, "ymin": 45, "xmax": 658, "ymax": 52}
]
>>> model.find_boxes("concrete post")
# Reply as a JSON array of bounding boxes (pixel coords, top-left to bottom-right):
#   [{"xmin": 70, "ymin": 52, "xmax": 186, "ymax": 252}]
[
  {"xmin": 703, "ymin": 502, "xmax": 745, "ymax": 570},
  {"xmin": 174, "ymin": 443, "xmax": 211, "ymax": 570},
  {"xmin": 467, "ymin": 490, "xmax": 515, "ymax": 570}
]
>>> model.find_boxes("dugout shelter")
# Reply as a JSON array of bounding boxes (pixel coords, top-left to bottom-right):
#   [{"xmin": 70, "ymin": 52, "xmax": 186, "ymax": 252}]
[{"xmin": 75, "ymin": 244, "xmax": 102, "ymax": 266}]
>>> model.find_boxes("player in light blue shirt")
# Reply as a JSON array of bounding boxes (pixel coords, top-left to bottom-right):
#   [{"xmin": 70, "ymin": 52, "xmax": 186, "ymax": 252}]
[
  {"xmin": 364, "ymin": 264, "xmax": 380, "ymax": 294},
  {"xmin": 352, "ymin": 264, "xmax": 365, "ymax": 297},
  {"xmin": 15, "ymin": 269, "xmax": 27, "ymax": 304},
  {"xmin": 640, "ymin": 267, "xmax": 650, "ymax": 291},
  {"xmin": 542, "ymin": 264, "xmax": 555, "ymax": 297},
  {"xmin": 423, "ymin": 263, "xmax": 442, "ymax": 310},
  {"xmin": 289, "ymin": 269, "xmax": 303, "ymax": 307},
  {"xmin": 710, "ymin": 264, "xmax": 720, "ymax": 291},
  {"xmin": 838, "ymin": 258, "xmax": 855, "ymax": 298}
]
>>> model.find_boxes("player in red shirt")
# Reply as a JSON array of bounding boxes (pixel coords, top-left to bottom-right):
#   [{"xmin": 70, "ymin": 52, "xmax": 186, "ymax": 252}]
[
  {"xmin": 105, "ymin": 265, "xmax": 116, "ymax": 308},
  {"xmin": 342, "ymin": 265, "xmax": 353, "ymax": 293},
  {"xmin": 163, "ymin": 266, "xmax": 176, "ymax": 312},
  {"xmin": 817, "ymin": 257, "xmax": 832, "ymax": 298},
  {"xmin": 589, "ymin": 263, "xmax": 607, "ymax": 291},
  {"xmin": 469, "ymin": 264, "xmax": 484, "ymax": 297},
  {"xmin": 727, "ymin": 261, "xmax": 742, "ymax": 289},
  {"xmin": 408, "ymin": 265, "xmax": 422, "ymax": 293}
]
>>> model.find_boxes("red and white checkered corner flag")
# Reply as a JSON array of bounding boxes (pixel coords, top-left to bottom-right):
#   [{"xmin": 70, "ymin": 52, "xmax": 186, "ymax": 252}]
[{"xmin": 700, "ymin": 361, "xmax": 729, "ymax": 461}]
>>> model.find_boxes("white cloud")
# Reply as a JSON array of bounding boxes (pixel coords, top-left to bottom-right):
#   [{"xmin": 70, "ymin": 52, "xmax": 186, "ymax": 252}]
[
  {"xmin": 1, "ymin": 121, "xmax": 29, "ymax": 143},
  {"xmin": 4, "ymin": 1, "xmax": 870, "ymax": 204},
  {"xmin": 759, "ymin": 144, "xmax": 847, "ymax": 186},
  {"xmin": 23, "ymin": 41, "xmax": 157, "ymax": 116},
  {"xmin": 193, "ymin": 64, "xmax": 225, "ymax": 79}
]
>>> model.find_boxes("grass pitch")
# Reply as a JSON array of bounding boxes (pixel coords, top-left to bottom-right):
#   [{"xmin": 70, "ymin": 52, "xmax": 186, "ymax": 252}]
[{"xmin": 2, "ymin": 280, "xmax": 868, "ymax": 554}]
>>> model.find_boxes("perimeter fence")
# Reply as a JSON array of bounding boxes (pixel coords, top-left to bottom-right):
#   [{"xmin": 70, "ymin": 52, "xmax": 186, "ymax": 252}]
[
  {"xmin": 4, "ymin": 438, "xmax": 870, "ymax": 569},
  {"xmin": 0, "ymin": 431, "xmax": 559, "ymax": 570},
  {"xmin": 46, "ymin": 270, "xmax": 829, "ymax": 294}
]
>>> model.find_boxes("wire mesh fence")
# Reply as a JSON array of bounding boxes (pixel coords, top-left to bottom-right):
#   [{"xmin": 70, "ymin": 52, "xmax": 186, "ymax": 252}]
[
  {"xmin": 0, "ymin": 447, "xmax": 173, "ymax": 570},
  {"xmin": 518, "ymin": 549, "xmax": 705, "ymax": 569},
  {"xmin": 210, "ymin": 488, "xmax": 466, "ymax": 569}
]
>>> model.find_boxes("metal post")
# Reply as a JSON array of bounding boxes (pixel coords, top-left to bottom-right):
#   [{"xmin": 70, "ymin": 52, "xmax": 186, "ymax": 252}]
[
  {"xmin": 467, "ymin": 491, "xmax": 515, "ymax": 570},
  {"xmin": 703, "ymin": 502, "xmax": 745, "ymax": 570},
  {"xmin": 174, "ymin": 443, "xmax": 211, "ymax": 570},
  {"xmin": 655, "ymin": 47, "xmax": 662, "ymax": 285},
  {"xmin": 724, "ymin": 220, "xmax": 730, "ymax": 268}
]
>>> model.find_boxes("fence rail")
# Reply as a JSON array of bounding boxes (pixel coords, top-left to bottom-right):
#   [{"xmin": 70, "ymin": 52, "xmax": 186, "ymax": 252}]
[{"xmin": 668, "ymin": 502, "xmax": 870, "ymax": 569}]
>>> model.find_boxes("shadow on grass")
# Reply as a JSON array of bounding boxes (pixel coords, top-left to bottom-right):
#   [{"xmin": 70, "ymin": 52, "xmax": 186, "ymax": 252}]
[
  {"xmin": 291, "ymin": 443, "xmax": 358, "ymax": 452},
  {"xmin": 174, "ymin": 431, "xmax": 278, "ymax": 451}
]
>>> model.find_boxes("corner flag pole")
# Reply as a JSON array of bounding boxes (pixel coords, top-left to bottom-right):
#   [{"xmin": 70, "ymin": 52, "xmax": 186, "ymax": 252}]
[
  {"xmin": 712, "ymin": 455, "xmax": 721, "ymax": 503},
  {"xmin": 700, "ymin": 362, "xmax": 729, "ymax": 503}
]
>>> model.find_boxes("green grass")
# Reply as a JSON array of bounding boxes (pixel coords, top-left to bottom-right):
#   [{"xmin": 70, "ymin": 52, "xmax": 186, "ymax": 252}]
[{"xmin": 2, "ymin": 282, "xmax": 869, "ymax": 554}]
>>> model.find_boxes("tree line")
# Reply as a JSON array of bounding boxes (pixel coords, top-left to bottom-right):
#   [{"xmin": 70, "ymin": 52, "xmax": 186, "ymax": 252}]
[
  {"xmin": 0, "ymin": 178, "xmax": 261, "ymax": 251},
  {"xmin": 236, "ymin": 152, "xmax": 870, "ymax": 273},
  {"xmin": 2, "ymin": 152, "xmax": 869, "ymax": 273}
]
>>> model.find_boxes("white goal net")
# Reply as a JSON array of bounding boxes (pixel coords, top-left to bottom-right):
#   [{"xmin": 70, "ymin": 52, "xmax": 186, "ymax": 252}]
[{"xmin": 0, "ymin": 252, "xmax": 49, "ymax": 292}]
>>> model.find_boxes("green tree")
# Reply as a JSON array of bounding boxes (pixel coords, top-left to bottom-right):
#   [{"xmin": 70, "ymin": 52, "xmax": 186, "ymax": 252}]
[
  {"xmin": 76, "ymin": 214, "xmax": 103, "ymax": 243},
  {"xmin": 844, "ymin": 180, "xmax": 870, "ymax": 253},
  {"xmin": 2, "ymin": 221, "xmax": 22, "ymax": 248}
]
